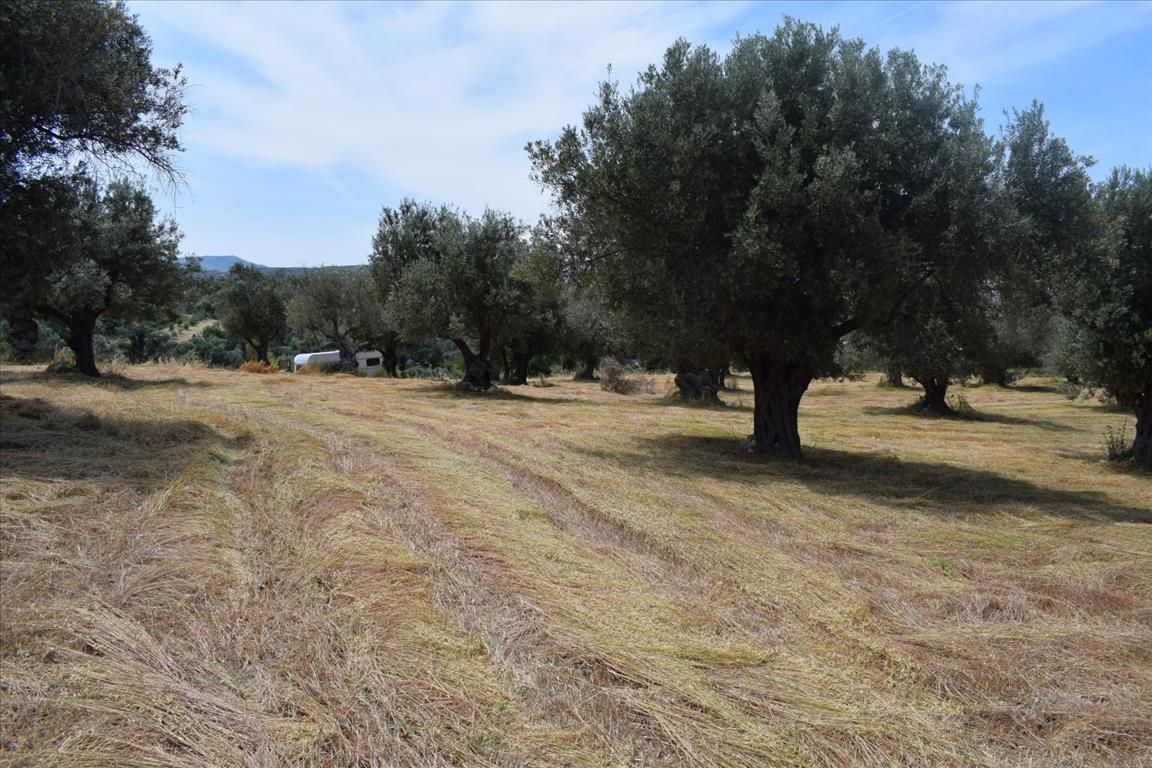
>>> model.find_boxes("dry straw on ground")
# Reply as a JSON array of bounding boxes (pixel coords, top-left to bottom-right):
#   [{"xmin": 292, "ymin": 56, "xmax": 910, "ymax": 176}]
[{"xmin": 1, "ymin": 365, "xmax": 1149, "ymax": 767}]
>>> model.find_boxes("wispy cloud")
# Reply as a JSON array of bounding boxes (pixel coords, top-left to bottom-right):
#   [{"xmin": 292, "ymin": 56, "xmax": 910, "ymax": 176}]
[
  {"xmin": 137, "ymin": 1, "xmax": 750, "ymax": 222},
  {"xmin": 131, "ymin": 0, "xmax": 1151, "ymax": 266},
  {"xmin": 858, "ymin": 1, "xmax": 1152, "ymax": 89}
]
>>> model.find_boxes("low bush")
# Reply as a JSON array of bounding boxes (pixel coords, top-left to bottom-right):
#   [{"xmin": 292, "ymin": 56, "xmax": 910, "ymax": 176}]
[{"xmin": 1104, "ymin": 423, "xmax": 1132, "ymax": 462}]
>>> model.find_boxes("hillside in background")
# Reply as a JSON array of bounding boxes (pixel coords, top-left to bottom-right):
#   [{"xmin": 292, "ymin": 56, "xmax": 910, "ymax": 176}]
[{"xmin": 181, "ymin": 255, "xmax": 362, "ymax": 275}]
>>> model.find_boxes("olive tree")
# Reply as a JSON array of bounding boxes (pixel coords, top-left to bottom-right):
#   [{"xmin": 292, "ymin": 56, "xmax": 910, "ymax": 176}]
[
  {"xmin": 376, "ymin": 202, "xmax": 527, "ymax": 390},
  {"xmin": 530, "ymin": 22, "xmax": 997, "ymax": 456},
  {"xmin": 1069, "ymin": 167, "xmax": 1152, "ymax": 464},
  {"xmin": 369, "ymin": 200, "xmax": 452, "ymax": 376},
  {"xmin": 1, "ymin": 0, "xmax": 189, "ymax": 368},
  {"xmin": 217, "ymin": 263, "xmax": 287, "ymax": 364},
  {"xmin": 0, "ymin": 174, "xmax": 186, "ymax": 376}
]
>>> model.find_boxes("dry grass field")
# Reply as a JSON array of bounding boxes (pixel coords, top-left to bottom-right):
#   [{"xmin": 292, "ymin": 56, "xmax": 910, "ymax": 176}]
[{"xmin": 1, "ymin": 363, "xmax": 1149, "ymax": 767}]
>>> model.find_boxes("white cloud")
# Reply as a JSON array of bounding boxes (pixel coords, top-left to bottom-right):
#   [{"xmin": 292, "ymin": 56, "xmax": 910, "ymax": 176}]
[{"xmin": 134, "ymin": 0, "xmax": 751, "ymax": 222}]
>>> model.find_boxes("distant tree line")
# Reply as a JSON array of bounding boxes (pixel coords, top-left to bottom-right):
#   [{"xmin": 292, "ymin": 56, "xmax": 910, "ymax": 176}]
[{"xmin": 0, "ymin": 5, "xmax": 1147, "ymax": 464}]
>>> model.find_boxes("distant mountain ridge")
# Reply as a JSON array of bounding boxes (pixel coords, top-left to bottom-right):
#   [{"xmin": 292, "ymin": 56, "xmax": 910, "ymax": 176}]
[{"xmin": 181, "ymin": 255, "xmax": 362, "ymax": 275}]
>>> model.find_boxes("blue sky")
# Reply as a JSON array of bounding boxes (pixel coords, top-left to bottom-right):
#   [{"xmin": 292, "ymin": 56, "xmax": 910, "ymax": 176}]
[{"xmin": 130, "ymin": 0, "xmax": 1152, "ymax": 268}]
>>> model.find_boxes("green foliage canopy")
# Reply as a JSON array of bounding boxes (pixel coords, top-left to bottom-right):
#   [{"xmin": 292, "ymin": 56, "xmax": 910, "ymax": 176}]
[
  {"xmin": 0, "ymin": 0, "xmax": 187, "ymax": 185},
  {"xmin": 1070, "ymin": 167, "xmax": 1152, "ymax": 464},
  {"xmin": 371, "ymin": 200, "xmax": 529, "ymax": 389}
]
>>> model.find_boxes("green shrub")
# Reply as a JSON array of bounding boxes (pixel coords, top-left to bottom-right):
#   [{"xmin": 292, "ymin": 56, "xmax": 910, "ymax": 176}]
[
  {"xmin": 1104, "ymin": 423, "xmax": 1132, "ymax": 462},
  {"xmin": 176, "ymin": 325, "xmax": 243, "ymax": 368}
]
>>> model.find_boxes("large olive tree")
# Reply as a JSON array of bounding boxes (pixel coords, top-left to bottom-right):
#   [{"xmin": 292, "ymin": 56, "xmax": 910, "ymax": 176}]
[
  {"xmin": 1, "ymin": 0, "xmax": 189, "ymax": 371},
  {"xmin": 530, "ymin": 22, "xmax": 997, "ymax": 456}
]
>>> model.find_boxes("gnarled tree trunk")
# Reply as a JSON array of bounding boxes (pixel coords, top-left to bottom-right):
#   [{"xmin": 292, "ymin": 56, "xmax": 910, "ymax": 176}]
[
  {"xmin": 916, "ymin": 377, "xmax": 951, "ymax": 414},
  {"xmin": 709, "ymin": 365, "xmax": 730, "ymax": 391},
  {"xmin": 885, "ymin": 366, "xmax": 904, "ymax": 387},
  {"xmin": 379, "ymin": 333, "xmax": 399, "ymax": 377},
  {"xmin": 574, "ymin": 353, "xmax": 599, "ymax": 381},
  {"xmin": 981, "ymin": 363, "xmax": 1010, "ymax": 387},
  {"xmin": 254, "ymin": 339, "xmax": 271, "ymax": 365},
  {"xmin": 65, "ymin": 313, "xmax": 100, "ymax": 377},
  {"xmin": 453, "ymin": 338, "xmax": 497, "ymax": 391},
  {"xmin": 508, "ymin": 351, "xmax": 531, "ymax": 385},
  {"xmin": 746, "ymin": 356, "xmax": 812, "ymax": 458},
  {"xmin": 332, "ymin": 339, "xmax": 357, "ymax": 370}
]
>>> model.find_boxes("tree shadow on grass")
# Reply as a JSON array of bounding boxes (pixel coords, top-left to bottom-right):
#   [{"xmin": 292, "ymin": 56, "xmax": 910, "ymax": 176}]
[
  {"xmin": 0, "ymin": 394, "xmax": 246, "ymax": 487},
  {"xmin": 578, "ymin": 434, "xmax": 1151, "ymax": 524},
  {"xmin": 861, "ymin": 404, "xmax": 1078, "ymax": 433},
  {"xmin": 0, "ymin": 368, "xmax": 210, "ymax": 391},
  {"xmin": 1003, "ymin": 383, "xmax": 1062, "ymax": 394},
  {"xmin": 413, "ymin": 381, "xmax": 585, "ymax": 405}
]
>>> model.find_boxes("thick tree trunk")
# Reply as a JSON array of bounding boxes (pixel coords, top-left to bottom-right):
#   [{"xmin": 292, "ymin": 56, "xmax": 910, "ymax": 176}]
[
  {"xmin": 712, "ymin": 365, "xmax": 730, "ymax": 391},
  {"xmin": 66, "ymin": 314, "xmax": 100, "ymax": 377},
  {"xmin": 256, "ymin": 340, "xmax": 270, "ymax": 365},
  {"xmin": 746, "ymin": 357, "xmax": 812, "ymax": 458},
  {"xmin": 1132, "ymin": 384, "xmax": 1151, "ymax": 467},
  {"xmin": 453, "ymin": 338, "xmax": 496, "ymax": 391},
  {"xmin": 574, "ymin": 353, "xmax": 599, "ymax": 381},
  {"xmin": 332, "ymin": 340, "xmax": 357, "ymax": 369},
  {"xmin": 508, "ymin": 351, "xmax": 531, "ymax": 385},
  {"xmin": 917, "ymin": 377, "xmax": 952, "ymax": 414},
  {"xmin": 885, "ymin": 367, "xmax": 904, "ymax": 387},
  {"xmin": 383, "ymin": 334, "xmax": 399, "ymax": 377},
  {"xmin": 982, "ymin": 363, "xmax": 1010, "ymax": 387},
  {"xmin": 674, "ymin": 366, "xmax": 720, "ymax": 401}
]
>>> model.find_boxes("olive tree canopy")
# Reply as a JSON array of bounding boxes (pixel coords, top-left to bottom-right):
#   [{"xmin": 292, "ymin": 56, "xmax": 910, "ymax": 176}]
[{"xmin": 1, "ymin": 0, "xmax": 187, "ymax": 185}]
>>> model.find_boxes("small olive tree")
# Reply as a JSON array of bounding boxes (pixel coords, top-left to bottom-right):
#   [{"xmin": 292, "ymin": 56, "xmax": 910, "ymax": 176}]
[{"xmin": 216, "ymin": 263, "xmax": 287, "ymax": 364}]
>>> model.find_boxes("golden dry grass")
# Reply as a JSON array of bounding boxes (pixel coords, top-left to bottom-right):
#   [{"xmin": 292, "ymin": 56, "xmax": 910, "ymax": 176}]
[{"xmin": 1, "ymin": 364, "xmax": 1149, "ymax": 767}]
